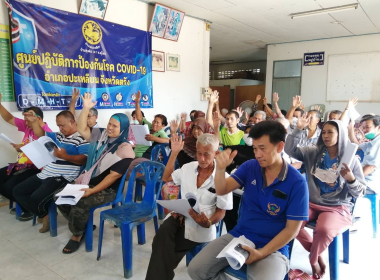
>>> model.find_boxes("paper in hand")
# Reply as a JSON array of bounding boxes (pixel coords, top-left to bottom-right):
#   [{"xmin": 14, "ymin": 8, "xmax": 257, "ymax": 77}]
[{"xmin": 0, "ymin": 133, "xmax": 15, "ymax": 144}]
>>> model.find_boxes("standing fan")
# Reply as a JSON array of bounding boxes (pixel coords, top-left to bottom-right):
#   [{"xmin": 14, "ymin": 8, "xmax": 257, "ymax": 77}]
[{"xmin": 238, "ymin": 100, "xmax": 255, "ymax": 122}]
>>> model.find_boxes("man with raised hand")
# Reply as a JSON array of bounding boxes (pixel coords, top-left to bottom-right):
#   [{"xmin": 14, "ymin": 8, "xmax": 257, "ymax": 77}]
[{"xmin": 188, "ymin": 121, "xmax": 309, "ymax": 280}]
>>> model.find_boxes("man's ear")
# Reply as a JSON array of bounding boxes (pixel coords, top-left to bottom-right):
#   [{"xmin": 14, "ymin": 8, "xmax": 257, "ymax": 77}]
[{"xmin": 277, "ymin": 141, "xmax": 285, "ymax": 153}]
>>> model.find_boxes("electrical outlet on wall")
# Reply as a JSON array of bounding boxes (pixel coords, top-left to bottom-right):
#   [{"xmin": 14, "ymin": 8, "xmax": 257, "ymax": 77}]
[{"xmin": 201, "ymin": 87, "xmax": 211, "ymax": 101}]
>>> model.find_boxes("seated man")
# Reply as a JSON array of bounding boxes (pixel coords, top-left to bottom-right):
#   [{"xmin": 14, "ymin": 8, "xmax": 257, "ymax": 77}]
[
  {"xmin": 145, "ymin": 133, "xmax": 233, "ymax": 280},
  {"xmin": 0, "ymin": 93, "xmax": 52, "ymax": 220},
  {"xmin": 188, "ymin": 121, "xmax": 309, "ymax": 280},
  {"xmin": 13, "ymin": 110, "xmax": 89, "ymax": 233},
  {"xmin": 348, "ymin": 114, "xmax": 380, "ymax": 194},
  {"xmin": 328, "ymin": 110, "xmax": 342, "ymax": 121}
]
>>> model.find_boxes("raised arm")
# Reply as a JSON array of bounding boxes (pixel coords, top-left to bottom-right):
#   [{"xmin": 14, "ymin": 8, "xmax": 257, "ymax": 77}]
[
  {"xmin": 163, "ymin": 134, "xmax": 183, "ymax": 182},
  {"xmin": 69, "ymin": 88, "xmax": 80, "ymax": 119},
  {"xmin": 215, "ymin": 149, "xmax": 240, "ymax": 195},
  {"xmin": 134, "ymin": 91, "xmax": 143, "ymax": 124},
  {"xmin": 340, "ymin": 97, "xmax": 358, "ymax": 122},
  {"xmin": 179, "ymin": 113, "xmax": 187, "ymax": 133},
  {"xmin": 23, "ymin": 110, "xmax": 45, "ymax": 138},
  {"xmin": 272, "ymin": 92, "xmax": 284, "ymax": 118},
  {"xmin": 263, "ymin": 97, "xmax": 274, "ymax": 118},
  {"xmin": 284, "ymin": 113, "xmax": 310, "ymax": 162},
  {"xmin": 0, "ymin": 93, "xmax": 15, "ymax": 126},
  {"xmin": 77, "ymin": 92, "xmax": 97, "ymax": 142},
  {"xmin": 347, "ymin": 120, "xmax": 359, "ymax": 145},
  {"xmin": 286, "ymin": 95, "xmax": 302, "ymax": 124},
  {"xmin": 212, "ymin": 111, "xmax": 222, "ymax": 144},
  {"xmin": 206, "ymin": 90, "xmax": 219, "ymax": 128}
]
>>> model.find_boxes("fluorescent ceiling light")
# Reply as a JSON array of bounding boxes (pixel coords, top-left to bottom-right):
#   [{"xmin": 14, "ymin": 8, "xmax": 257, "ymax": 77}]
[{"xmin": 290, "ymin": 3, "xmax": 358, "ymax": 19}]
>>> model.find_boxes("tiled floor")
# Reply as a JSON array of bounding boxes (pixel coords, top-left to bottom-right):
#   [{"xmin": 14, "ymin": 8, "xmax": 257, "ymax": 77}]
[{"xmin": 0, "ymin": 197, "xmax": 378, "ymax": 280}]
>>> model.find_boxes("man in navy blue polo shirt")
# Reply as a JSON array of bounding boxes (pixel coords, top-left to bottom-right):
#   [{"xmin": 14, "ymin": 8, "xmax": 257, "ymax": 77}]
[{"xmin": 188, "ymin": 121, "xmax": 309, "ymax": 280}]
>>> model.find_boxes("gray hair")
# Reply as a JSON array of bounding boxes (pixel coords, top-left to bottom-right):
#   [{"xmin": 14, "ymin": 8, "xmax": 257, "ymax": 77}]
[
  {"xmin": 196, "ymin": 133, "xmax": 219, "ymax": 152},
  {"xmin": 275, "ymin": 117, "xmax": 290, "ymax": 129},
  {"xmin": 221, "ymin": 108, "xmax": 228, "ymax": 114},
  {"xmin": 89, "ymin": 108, "xmax": 98, "ymax": 117},
  {"xmin": 254, "ymin": 110, "xmax": 266, "ymax": 119}
]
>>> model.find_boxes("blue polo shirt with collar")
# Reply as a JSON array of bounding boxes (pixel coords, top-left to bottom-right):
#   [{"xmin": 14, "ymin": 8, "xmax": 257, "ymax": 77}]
[{"xmin": 229, "ymin": 159, "xmax": 309, "ymax": 258}]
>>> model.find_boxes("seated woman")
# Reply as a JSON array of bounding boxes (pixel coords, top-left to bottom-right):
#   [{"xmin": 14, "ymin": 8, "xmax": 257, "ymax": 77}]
[
  {"xmin": 133, "ymin": 90, "xmax": 169, "ymax": 159},
  {"xmin": 59, "ymin": 93, "xmax": 134, "ymax": 254},
  {"xmin": 172, "ymin": 117, "xmax": 209, "ymax": 167},
  {"xmin": 285, "ymin": 118, "xmax": 366, "ymax": 279}
]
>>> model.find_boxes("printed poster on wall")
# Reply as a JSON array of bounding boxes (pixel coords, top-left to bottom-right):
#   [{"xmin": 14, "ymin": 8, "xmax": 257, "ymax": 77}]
[
  {"xmin": 6, "ymin": 0, "xmax": 153, "ymax": 110},
  {"xmin": 304, "ymin": 52, "xmax": 324, "ymax": 66},
  {"xmin": 0, "ymin": 23, "xmax": 15, "ymax": 101}
]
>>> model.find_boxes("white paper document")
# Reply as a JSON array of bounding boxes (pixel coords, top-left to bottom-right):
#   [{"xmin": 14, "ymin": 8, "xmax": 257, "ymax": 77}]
[
  {"xmin": 55, "ymin": 184, "xmax": 86, "ymax": 205},
  {"xmin": 0, "ymin": 133, "xmax": 15, "ymax": 144},
  {"xmin": 20, "ymin": 136, "xmax": 59, "ymax": 168},
  {"xmin": 131, "ymin": 124, "xmax": 152, "ymax": 146},
  {"xmin": 338, "ymin": 142, "xmax": 359, "ymax": 172},
  {"xmin": 157, "ymin": 199, "xmax": 192, "ymax": 218},
  {"xmin": 217, "ymin": 235, "xmax": 256, "ymax": 270}
]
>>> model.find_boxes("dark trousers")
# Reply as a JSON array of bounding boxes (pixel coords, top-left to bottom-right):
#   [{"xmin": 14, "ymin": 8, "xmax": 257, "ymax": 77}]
[
  {"xmin": 145, "ymin": 216, "xmax": 200, "ymax": 280},
  {"xmin": 13, "ymin": 175, "xmax": 68, "ymax": 218},
  {"xmin": 223, "ymin": 193, "xmax": 242, "ymax": 232},
  {"xmin": 0, "ymin": 166, "xmax": 40, "ymax": 211},
  {"xmin": 57, "ymin": 188, "xmax": 115, "ymax": 236}
]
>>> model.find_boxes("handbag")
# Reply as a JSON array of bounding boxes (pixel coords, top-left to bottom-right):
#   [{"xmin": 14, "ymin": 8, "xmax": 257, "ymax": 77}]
[{"xmin": 160, "ymin": 181, "xmax": 180, "ymax": 215}]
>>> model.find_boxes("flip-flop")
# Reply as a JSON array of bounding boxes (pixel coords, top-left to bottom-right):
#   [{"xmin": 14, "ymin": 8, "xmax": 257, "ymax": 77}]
[{"xmin": 62, "ymin": 225, "xmax": 97, "ymax": 254}]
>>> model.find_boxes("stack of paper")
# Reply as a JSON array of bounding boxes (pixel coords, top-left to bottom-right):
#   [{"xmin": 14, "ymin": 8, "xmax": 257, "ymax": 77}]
[{"xmin": 55, "ymin": 184, "xmax": 87, "ymax": 205}]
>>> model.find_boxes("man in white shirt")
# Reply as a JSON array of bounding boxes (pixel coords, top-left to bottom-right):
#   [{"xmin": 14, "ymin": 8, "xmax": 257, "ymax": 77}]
[{"xmin": 145, "ymin": 134, "xmax": 233, "ymax": 280}]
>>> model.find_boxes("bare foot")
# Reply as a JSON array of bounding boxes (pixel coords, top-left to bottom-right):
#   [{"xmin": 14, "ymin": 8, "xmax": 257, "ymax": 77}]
[
  {"xmin": 311, "ymin": 262, "xmax": 322, "ymax": 279},
  {"xmin": 318, "ymin": 256, "xmax": 326, "ymax": 277}
]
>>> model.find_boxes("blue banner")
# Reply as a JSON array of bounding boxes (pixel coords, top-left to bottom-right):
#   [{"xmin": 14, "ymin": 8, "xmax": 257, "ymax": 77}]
[{"xmin": 6, "ymin": 0, "xmax": 153, "ymax": 110}]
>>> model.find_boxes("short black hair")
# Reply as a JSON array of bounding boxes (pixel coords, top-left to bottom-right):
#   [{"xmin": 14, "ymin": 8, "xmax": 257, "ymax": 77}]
[
  {"xmin": 308, "ymin": 110, "xmax": 321, "ymax": 120},
  {"xmin": 249, "ymin": 121, "xmax": 286, "ymax": 144},
  {"xmin": 249, "ymin": 111, "xmax": 255, "ymax": 118},
  {"xmin": 323, "ymin": 120, "xmax": 339, "ymax": 132},
  {"xmin": 360, "ymin": 115, "xmax": 380, "ymax": 127},
  {"xmin": 154, "ymin": 114, "xmax": 168, "ymax": 126},
  {"xmin": 24, "ymin": 106, "xmax": 44, "ymax": 120},
  {"xmin": 330, "ymin": 110, "xmax": 342, "ymax": 116},
  {"xmin": 190, "ymin": 110, "xmax": 197, "ymax": 115},
  {"xmin": 132, "ymin": 110, "xmax": 145, "ymax": 118},
  {"xmin": 295, "ymin": 108, "xmax": 304, "ymax": 115},
  {"xmin": 266, "ymin": 103, "xmax": 272, "ymax": 109},
  {"xmin": 226, "ymin": 111, "xmax": 239, "ymax": 119},
  {"xmin": 56, "ymin": 110, "xmax": 75, "ymax": 121},
  {"xmin": 281, "ymin": 109, "xmax": 287, "ymax": 116}
]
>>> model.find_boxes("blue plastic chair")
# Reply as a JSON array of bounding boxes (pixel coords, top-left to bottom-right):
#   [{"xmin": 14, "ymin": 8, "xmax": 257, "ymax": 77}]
[
  {"xmin": 84, "ymin": 171, "xmax": 129, "ymax": 252},
  {"xmin": 96, "ymin": 161, "xmax": 165, "ymax": 278},
  {"xmin": 355, "ymin": 149, "xmax": 379, "ymax": 238}
]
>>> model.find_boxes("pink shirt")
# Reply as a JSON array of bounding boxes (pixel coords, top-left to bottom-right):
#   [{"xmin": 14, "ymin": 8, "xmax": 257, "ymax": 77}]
[{"xmin": 14, "ymin": 117, "xmax": 52, "ymax": 165}]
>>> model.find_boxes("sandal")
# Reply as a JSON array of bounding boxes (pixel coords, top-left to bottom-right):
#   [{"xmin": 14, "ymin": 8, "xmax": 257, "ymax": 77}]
[{"xmin": 62, "ymin": 225, "xmax": 97, "ymax": 254}]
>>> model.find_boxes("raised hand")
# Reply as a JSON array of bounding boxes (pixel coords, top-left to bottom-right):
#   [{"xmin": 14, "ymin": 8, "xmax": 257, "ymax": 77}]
[
  {"xmin": 170, "ymin": 119, "xmax": 179, "ymax": 134},
  {"xmin": 296, "ymin": 113, "xmax": 311, "ymax": 130},
  {"xmin": 255, "ymin": 95, "xmax": 261, "ymax": 103},
  {"xmin": 22, "ymin": 110, "xmax": 39, "ymax": 123},
  {"xmin": 209, "ymin": 90, "xmax": 219, "ymax": 104},
  {"xmin": 312, "ymin": 105, "xmax": 321, "ymax": 112},
  {"xmin": 71, "ymin": 88, "xmax": 80, "ymax": 101},
  {"xmin": 81, "ymin": 92, "xmax": 97, "ymax": 109},
  {"xmin": 236, "ymin": 107, "xmax": 243, "ymax": 118},
  {"xmin": 180, "ymin": 113, "xmax": 187, "ymax": 121},
  {"xmin": 299, "ymin": 103, "xmax": 305, "ymax": 111},
  {"xmin": 213, "ymin": 111, "xmax": 221, "ymax": 129},
  {"xmin": 216, "ymin": 148, "xmax": 238, "ymax": 170},
  {"xmin": 292, "ymin": 95, "xmax": 302, "ymax": 108},
  {"xmin": 170, "ymin": 134, "xmax": 184, "ymax": 154},
  {"xmin": 346, "ymin": 97, "xmax": 358, "ymax": 110},
  {"xmin": 135, "ymin": 90, "xmax": 141, "ymax": 103},
  {"xmin": 340, "ymin": 163, "xmax": 355, "ymax": 182},
  {"xmin": 273, "ymin": 92, "xmax": 279, "ymax": 103}
]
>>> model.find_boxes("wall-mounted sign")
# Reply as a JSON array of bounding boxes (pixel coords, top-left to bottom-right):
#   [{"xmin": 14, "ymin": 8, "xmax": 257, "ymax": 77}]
[{"xmin": 304, "ymin": 52, "xmax": 324, "ymax": 66}]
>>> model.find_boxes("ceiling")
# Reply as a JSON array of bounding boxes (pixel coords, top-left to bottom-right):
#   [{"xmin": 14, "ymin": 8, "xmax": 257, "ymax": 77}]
[{"xmin": 150, "ymin": 0, "xmax": 380, "ymax": 63}]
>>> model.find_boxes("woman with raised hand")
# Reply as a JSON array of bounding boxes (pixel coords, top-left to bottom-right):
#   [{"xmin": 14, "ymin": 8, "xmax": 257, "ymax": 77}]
[
  {"xmin": 58, "ymin": 91, "xmax": 135, "ymax": 254},
  {"xmin": 285, "ymin": 116, "xmax": 366, "ymax": 279}
]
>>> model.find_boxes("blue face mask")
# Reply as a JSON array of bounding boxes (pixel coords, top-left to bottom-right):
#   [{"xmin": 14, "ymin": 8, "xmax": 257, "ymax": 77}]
[
  {"xmin": 365, "ymin": 131, "xmax": 376, "ymax": 140},
  {"xmin": 131, "ymin": 120, "xmax": 139, "ymax": 125}
]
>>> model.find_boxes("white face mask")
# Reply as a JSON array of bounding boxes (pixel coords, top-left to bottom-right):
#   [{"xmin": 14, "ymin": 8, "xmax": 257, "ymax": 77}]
[
  {"xmin": 131, "ymin": 120, "xmax": 139, "ymax": 125},
  {"xmin": 243, "ymin": 134, "xmax": 253, "ymax": 146},
  {"xmin": 292, "ymin": 117, "xmax": 298, "ymax": 127}
]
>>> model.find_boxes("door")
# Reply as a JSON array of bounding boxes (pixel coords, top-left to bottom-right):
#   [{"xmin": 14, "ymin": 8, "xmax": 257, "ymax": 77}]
[
  {"xmin": 235, "ymin": 85, "xmax": 265, "ymax": 109},
  {"xmin": 210, "ymin": 86, "xmax": 231, "ymax": 110},
  {"xmin": 272, "ymin": 78, "xmax": 301, "ymax": 112}
]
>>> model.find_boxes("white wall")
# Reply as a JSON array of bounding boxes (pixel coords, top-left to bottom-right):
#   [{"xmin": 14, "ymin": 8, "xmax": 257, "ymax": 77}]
[
  {"xmin": 210, "ymin": 79, "xmax": 264, "ymax": 90},
  {"xmin": 0, "ymin": 0, "xmax": 210, "ymax": 167},
  {"xmin": 265, "ymin": 34, "xmax": 380, "ymax": 114}
]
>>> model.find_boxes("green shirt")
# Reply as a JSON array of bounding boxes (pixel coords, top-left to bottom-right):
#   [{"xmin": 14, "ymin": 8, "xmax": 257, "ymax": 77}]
[
  {"xmin": 219, "ymin": 126, "xmax": 245, "ymax": 146},
  {"xmin": 134, "ymin": 118, "xmax": 169, "ymax": 158}
]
